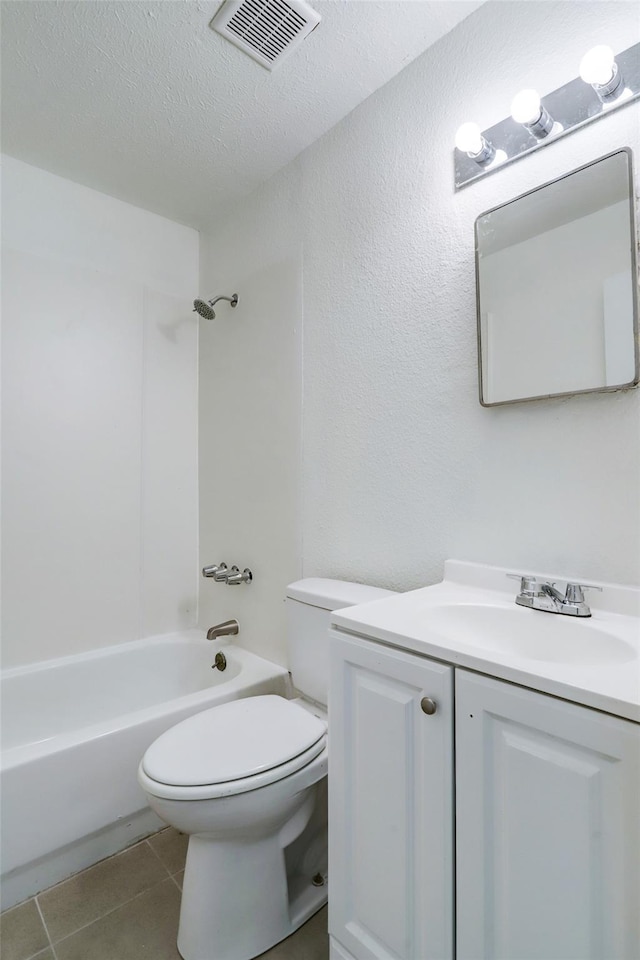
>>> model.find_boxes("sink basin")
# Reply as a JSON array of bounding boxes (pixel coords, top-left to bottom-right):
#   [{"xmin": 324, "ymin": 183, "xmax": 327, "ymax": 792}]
[{"xmin": 424, "ymin": 603, "xmax": 636, "ymax": 665}]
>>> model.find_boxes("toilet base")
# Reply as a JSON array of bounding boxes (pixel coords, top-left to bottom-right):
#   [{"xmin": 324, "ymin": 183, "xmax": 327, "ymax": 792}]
[
  {"xmin": 175, "ymin": 782, "xmax": 328, "ymax": 960},
  {"xmin": 176, "ymin": 840, "xmax": 328, "ymax": 960}
]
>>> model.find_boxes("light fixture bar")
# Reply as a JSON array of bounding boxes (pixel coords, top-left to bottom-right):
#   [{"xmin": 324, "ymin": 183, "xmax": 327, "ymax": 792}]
[{"xmin": 454, "ymin": 41, "xmax": 640, "ymax": 189}]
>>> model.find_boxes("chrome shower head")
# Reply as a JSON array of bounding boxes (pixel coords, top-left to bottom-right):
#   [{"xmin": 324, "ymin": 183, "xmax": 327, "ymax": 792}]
[
  {"xmin": 193, "ymin": 293, "xmax": 238, "ymax": 320},
  {"xmin": 193, "ymin": 298, "xmax": 217, "ymax": 320}
]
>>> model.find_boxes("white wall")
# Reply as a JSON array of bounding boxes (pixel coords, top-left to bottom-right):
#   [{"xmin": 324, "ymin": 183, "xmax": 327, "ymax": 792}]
[
  {"xmin": 2, "ymin": 157, "xmax": 200, "ymax": 668},
  {"xmin": 200, "ymin": 1, "xmax": 640, "ymax": 666}
]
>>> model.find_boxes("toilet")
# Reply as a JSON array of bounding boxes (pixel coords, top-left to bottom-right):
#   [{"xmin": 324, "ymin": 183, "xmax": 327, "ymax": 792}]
[{"xmin": 138, "ymin": 578, "xmax": 394, "ymax": 960}]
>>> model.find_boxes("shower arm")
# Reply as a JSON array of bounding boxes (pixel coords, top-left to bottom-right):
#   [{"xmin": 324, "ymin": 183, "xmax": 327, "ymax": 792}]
[{"xmin": 208, "ymin": 294, "xmax": 238, "ymax": 308}]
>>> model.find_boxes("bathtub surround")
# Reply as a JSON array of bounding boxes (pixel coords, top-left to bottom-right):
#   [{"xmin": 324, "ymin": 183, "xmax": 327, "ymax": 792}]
[
  {"xmin": 199, "ymin": 0, "xmax": 640, "ymax": 666},
  {"xmin": 198, "ymin": 247, "xmax": 304, "ymax": 667},
  {"xmin": 1, "ymin": 156, "xmax": 199, "ymax": 669}
]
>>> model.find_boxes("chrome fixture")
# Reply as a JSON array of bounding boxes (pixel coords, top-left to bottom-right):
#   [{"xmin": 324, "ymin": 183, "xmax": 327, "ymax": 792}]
[
  {"xmin": 206, "ymin": 619, "xmax": 240, "ymax": 641},
  {"xmin": 203, "ymin": 563, "xmax": 233, "ymax": 582},
  {"xmin": 580, "ymin": 45, "xmax": 625, "ymax": 103},
  {"xmin": 508, "ymin": 575, "xmax": 602, "ymax": 617},
  {"xmin": 510, "ymin": 89, "xmax": 555, "ymax": 139},
  {"xmin": 193, "ymin": 293, "xmax": 238, "ymax": 320},
  {"xmin": 226, "ymin": 567, "xmax": 253, "ymax": 586},
  {"xmin": 454, "ymin": 123, "xmax": 496, "ymax": 165},
  {"xmin": 202, "ymin": 562, "xmax": 253, "ymax": 585},
  {"xmin": 454, "ymin": 40, "xmax": 639, "ymax": 188}
]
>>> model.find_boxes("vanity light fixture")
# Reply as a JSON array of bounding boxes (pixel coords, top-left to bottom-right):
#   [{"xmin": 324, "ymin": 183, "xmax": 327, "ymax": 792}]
[
  {"xmin": 454, "ymin": 122, "xmax": 495, "ymax": 164},
  {"xmin": 579, "ymin": 45, "xmax": 624, "ymax": 102},
  {"xmin": 454, "ymin": 40, "xmax": 640, "ymax": 188},
  {"xmin": 510, "ymin": 89, "xmax": 555, "ymax": 139}
]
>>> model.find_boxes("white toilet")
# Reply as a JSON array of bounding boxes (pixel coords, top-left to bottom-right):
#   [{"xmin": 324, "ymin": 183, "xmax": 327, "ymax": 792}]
[{"xmin": 138, "ymin": 578, "xmax": 393, "ymax": 960}]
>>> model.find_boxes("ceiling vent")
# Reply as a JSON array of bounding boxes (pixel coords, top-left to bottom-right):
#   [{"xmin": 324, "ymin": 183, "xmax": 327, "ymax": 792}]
[{"xmin": 211, "ymin": 0, "xmax": 321, "ymax": 71}]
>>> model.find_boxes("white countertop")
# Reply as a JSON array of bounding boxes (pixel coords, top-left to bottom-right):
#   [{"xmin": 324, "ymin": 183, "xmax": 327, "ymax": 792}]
[{"xmin": 330, "ymin": 560, "xmax": 640, "ymax": 723}]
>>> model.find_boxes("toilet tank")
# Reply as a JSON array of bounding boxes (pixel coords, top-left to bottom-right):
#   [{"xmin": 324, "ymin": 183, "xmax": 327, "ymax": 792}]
[{"xmin": 285, "ymin": 578, "xmax": 396, "ymax": 706}]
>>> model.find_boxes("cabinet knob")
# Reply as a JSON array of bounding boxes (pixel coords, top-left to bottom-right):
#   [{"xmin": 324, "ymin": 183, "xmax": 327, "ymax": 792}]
[{"xmin": 420, "ymin": 697, "xmax": 437, "ymax": 715}]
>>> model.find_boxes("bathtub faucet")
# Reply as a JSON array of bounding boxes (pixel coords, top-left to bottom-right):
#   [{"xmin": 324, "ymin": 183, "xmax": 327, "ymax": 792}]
[{"xmin": 206, "ymin": 619, "xmax": 239, "ymax": 641}]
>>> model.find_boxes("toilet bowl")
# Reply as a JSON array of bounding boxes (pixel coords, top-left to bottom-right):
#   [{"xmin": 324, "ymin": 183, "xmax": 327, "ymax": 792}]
[{"xmin": 138, "ymin": 579, "xmax": 395, "ymax": 960}]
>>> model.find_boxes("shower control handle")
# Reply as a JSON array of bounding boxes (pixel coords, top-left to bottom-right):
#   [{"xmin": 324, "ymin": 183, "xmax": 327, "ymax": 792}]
[
  {"xmin": 202, "ymin": 563, "xmax": 233, "ymax": 582},
  {"xmin": 226, "ymin": 567, "xmax": 253, "ymax": 586}
]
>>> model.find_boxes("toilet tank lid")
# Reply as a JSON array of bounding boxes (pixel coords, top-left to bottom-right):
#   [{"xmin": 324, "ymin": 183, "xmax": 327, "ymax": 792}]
[{"xmin": 286, "ymin": 578, "xmax": 396, "ymax": 611}]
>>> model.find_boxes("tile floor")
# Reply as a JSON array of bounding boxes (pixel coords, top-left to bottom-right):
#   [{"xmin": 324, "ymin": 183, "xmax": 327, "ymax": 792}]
[{"xmin": 0, "ymin": 828, "xmax": 329, "ymax": 960}]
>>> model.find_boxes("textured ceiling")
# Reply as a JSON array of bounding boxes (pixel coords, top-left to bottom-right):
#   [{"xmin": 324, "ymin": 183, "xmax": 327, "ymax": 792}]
[{"xmin": 1, "ymin": 0, "xmax": 482, "ymax": 228}]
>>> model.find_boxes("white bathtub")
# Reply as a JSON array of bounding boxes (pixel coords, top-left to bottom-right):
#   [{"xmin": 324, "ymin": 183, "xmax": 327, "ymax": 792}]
[{"xmin": 0, "ymin": 631, "xmax": 290, "ymax": 908}]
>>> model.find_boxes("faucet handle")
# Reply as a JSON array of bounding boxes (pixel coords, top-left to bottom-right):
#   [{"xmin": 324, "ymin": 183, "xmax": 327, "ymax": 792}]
[
  {"xmin": 506, "ymin": 574, "xmax": 543, "ymax": 596},
  {"xmin": 565, "ymin": 582, "xmax": 603, "ymax": 604},
  {"xmin": 202, "ymin": 563, "xmax": 221, "ymax": 578},
  {"xmin": 226, "ymin": 567, "xmax": 253, "ymax": 586}
]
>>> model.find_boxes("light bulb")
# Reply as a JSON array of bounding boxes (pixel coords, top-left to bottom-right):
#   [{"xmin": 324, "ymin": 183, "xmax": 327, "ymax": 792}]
[
  {"xmin": 580, "ymin": 45, "xmax": 615, "ymax": 86},
  {"xmin": 455, "ymin": 122, "xmax": 484, "ymax": 156},
  {"xmin": 511, "ymin": 89, "xmax": 542, "ymax": 125}
]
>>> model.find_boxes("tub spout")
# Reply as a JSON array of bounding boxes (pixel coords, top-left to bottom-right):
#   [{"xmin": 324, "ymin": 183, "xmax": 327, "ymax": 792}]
[{"xmin": 206, "ymin": 619, "xmax": 239, "ymax": 641}]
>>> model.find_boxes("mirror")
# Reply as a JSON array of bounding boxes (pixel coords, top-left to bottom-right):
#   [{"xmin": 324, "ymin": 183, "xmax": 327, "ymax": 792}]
[{"xmin": 475, "ymin": 149, "xmax": 638, "ymax": 406}]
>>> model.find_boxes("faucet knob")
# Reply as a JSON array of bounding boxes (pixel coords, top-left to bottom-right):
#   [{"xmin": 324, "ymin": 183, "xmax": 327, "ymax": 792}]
[
  {"xmin": 202, "ymin": 564, "xmax": 221, "ymax": 578},
  {"xmin": 565, "ymin": 582, "xmax": 603, "ymax": 604},
  {"xmin": 226, "ymin": 567, "xmax": 253, "ymax": 586},
  {"xmin": 506, "ymin": 573, "xmax": 543, "ymax": 596}
]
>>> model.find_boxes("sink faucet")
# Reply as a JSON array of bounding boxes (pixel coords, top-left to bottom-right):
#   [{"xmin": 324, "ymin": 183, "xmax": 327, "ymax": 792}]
[
  {"xmin": 508, "ymin": 575, "xmax": 602, "ymax": 618},
  {"xmin": 206, "ymin": 619, "xmax": 239, "ymax": 641}
]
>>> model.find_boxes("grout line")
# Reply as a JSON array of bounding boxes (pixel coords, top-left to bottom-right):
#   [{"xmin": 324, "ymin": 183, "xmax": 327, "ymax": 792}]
[
  {"xmin": 170, "ymin": 872, "xmax": 183, "ymax": 893},
  {"xmin": 5, "ymin": 828, "xmax": 177, "ymax": 954},
  {"xmin": 47, "ymin": 876, "xmax": 174, "ymax": 948},
  {"xmin": 34, "ymin": 896, "xmax": 58, "ymax": 960},
  {"xmin": 144, "ymin": 836, "xmax": 175, "ymax": 879}
]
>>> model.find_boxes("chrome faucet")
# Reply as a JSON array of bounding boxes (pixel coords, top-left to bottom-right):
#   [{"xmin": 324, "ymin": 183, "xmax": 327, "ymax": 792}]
[
  {"xmin": 508, "ymin": 575, "xmax": 602, "ymax": 617},
  {"xmin": 206, "ymin": 619, "xmax": 239, "ymax": 641}
]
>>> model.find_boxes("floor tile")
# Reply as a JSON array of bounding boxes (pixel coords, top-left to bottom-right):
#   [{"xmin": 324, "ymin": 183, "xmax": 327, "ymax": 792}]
[
  {"xmin": 54, "ymin": 879, "xmax": 181, "ymax": 960},
  {"xmin": 30, "ymin": 950, "xmax": 55, "ymax": 960},
  {"xmin": 172, "ymin": 870, "xmax": 184, "ymax": 890},
  {"xmin": 259, "ymin": 906, "xmax": 329, "ymax": 960},
  {"xmin": 0, "ymin": 898, "xmax": 49, "ymax": 960},
  {"xmin": 148, "ymin": 827, "xmax": 189, "ymax": 875},
  {"xmin": 37, "ymin": 840, "xmax": 169, "ymax": 943}
]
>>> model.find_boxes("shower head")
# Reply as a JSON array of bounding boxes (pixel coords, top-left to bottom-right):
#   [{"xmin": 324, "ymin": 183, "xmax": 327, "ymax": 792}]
[
  {"xmin": 193, "ymin": 299, "xmax": 217, "ymax": 320},
  {"xmin": 193, "ymin": 293, "xmax": 238, "ymax": 320}
]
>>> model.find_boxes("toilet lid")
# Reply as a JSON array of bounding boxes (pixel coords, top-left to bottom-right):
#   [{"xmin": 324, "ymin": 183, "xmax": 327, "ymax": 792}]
[{"xmin": 141, "ymin": 695, "xmax": 326, "ymax": 787}]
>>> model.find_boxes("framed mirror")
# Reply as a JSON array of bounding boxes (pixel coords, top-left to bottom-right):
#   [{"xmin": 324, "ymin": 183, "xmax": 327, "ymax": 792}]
[{"xmin": 475, "ymin": 149, "xmax": 638, "ymax": 406}]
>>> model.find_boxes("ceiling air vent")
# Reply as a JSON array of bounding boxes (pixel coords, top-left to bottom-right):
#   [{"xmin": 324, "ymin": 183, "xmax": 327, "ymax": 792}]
[{"xmin": 211, "ymin": 0, "xmax": 321, "ymax": 71}]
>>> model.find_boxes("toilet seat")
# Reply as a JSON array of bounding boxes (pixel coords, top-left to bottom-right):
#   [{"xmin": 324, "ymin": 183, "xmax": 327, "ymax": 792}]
[{"xmin": 140, "ymin": 695, "xmax": 327, "ymax": 801}]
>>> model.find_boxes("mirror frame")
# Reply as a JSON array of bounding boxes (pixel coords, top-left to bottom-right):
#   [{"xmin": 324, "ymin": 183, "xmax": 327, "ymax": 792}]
[{"xmin": 475, "ymin": 148, "xmax": 639, "ymax": 407}]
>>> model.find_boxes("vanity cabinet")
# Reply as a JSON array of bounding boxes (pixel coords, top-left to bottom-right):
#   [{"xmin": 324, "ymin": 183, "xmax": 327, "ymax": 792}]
[
  {"xmin": 328, "ymin": 632, "xmax": 454, "ymax": 960},
  {"xmin": 329, "ymin": 630, "xmax": 640, "ymax": 960},
  {"xmin": 455, "ymin": 671, "xmax": 640, "ymax": 960}
]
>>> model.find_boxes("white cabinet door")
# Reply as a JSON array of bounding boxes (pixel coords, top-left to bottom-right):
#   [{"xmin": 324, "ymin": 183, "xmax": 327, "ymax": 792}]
[
  {"xmin": 329, "ymin": 630, "xmax": 454, "ymax": 960},
  {"xmin": 456, "ymin": 670, "xmax": 640, "ymax": 960}
]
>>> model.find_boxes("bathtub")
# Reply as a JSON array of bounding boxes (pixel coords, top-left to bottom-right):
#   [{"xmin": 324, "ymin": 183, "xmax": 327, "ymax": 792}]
[{"xmin": 0, "ymin": 631, "xmax": 290, "ymax": 908}]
